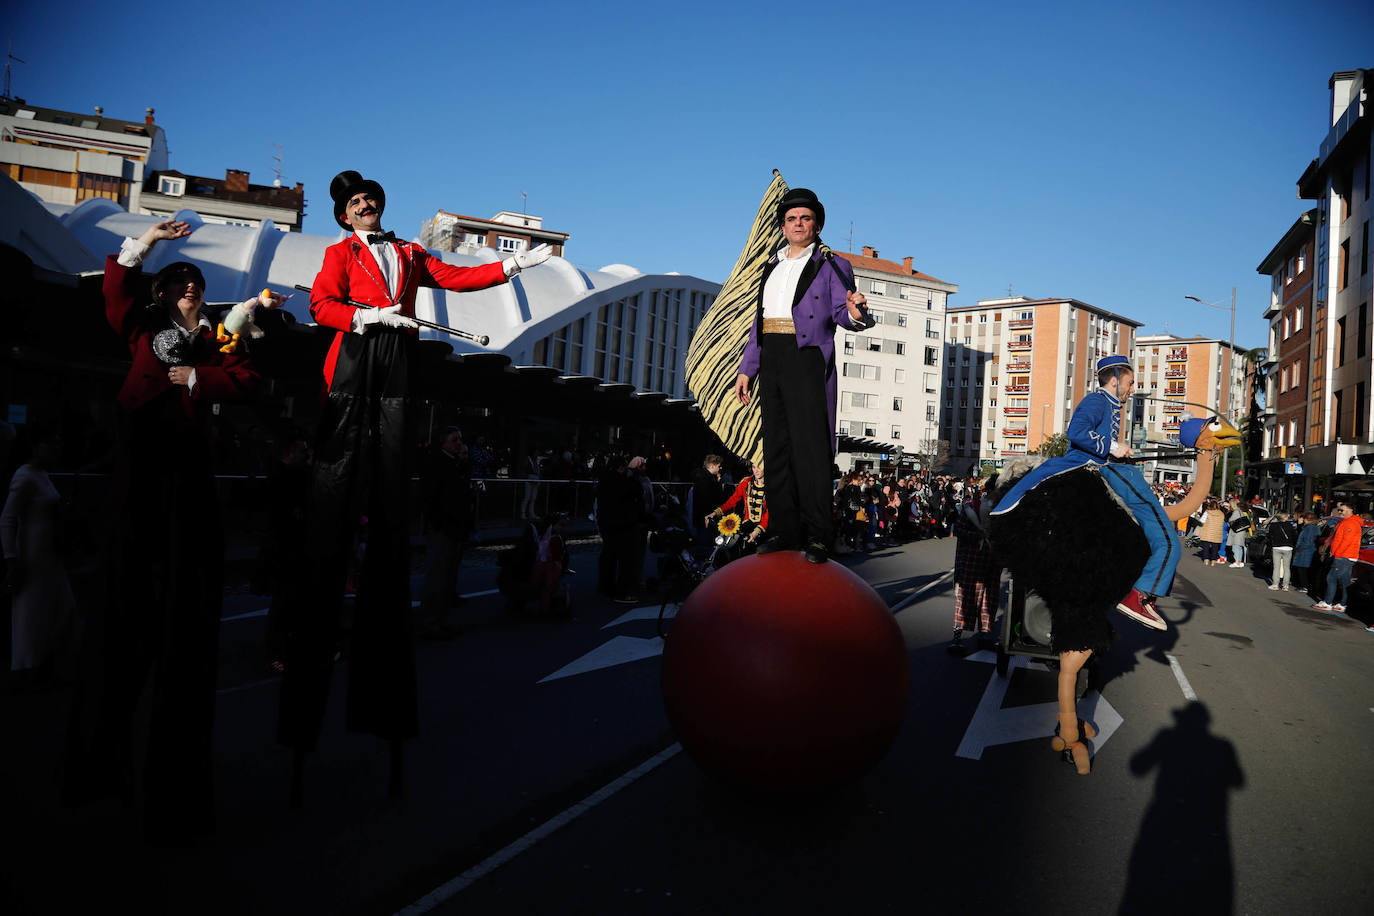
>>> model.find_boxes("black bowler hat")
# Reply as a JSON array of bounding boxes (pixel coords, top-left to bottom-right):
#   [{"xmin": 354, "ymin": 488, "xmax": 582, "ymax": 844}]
[
  {"xmin": 777, "ymin": 187, "xmax": 825, "ymax": 232},
  {"xmin": 153, "ymin": 260, "xmax": 205, "ymax": 302},
  {"xmin": 330, "ymin": 169, "xmax": 386, "ymax": 230}
]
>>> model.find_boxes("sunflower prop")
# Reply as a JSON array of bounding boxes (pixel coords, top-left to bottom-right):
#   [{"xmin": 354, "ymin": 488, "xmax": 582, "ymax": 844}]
[{"xmin": 717, "ymin": 513, "xmax": 742, "ymax": 537}]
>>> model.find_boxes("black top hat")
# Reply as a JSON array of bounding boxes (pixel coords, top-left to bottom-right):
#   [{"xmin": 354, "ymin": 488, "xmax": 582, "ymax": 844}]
[
  {"xmin": 777, "ymin": 188, "xmax": 825, "ymax": 233},
  {"xmin": 330, "ymin": 170, "xmax": 386, "ymax": 231}
]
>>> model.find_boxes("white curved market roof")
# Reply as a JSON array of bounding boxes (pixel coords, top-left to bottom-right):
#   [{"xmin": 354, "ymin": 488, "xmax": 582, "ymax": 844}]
[{"xmin": 1, "ymin": 176, "xmax": 719, "ymax": 368}]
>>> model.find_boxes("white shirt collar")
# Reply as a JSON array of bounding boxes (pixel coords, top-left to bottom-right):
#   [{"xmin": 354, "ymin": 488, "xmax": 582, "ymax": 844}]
[{"xmin": 776, "ymin": 243, "xmax": 815, "ymax": 263}]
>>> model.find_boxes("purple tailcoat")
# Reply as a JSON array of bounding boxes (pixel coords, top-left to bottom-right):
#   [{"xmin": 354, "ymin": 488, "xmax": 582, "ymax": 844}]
[{"xmin": 738, "ymin": 248, "xmax": 862, "ymax": 451}]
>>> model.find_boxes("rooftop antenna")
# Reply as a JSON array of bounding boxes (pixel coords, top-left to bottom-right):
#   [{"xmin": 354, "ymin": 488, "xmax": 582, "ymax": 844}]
[
  {"xmin": 848, "ymin": 220, "xmax": 854, "ymax": 253},
  {"xmin": 1007, "ymin": 283, "xmax": 1013, "ymax": 297},
  {"xmin": 521, "ymin": 190, "xmax": 528, "ymax": 214},
  {"xmin": 271, "ymin": 143, "xmax": 284, "ymax": 187},
  {"xmin": 3, "ymin": 36, "xmax": 24, "ymax": 101}
]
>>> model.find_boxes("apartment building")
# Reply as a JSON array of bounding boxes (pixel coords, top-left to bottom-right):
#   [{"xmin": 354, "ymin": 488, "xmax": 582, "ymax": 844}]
[
  {"xmin": 1252, "ymin": 210, "xmax": 1318, "ymax": 505},
  {"xmin": 1130, "ymin": 334, "xmax": 1253, "ymax": 484},
  {"xmin": 832, "ymin": 246, "xmax": 958, "ymax": 470},
  {"xmin": 942, "ymin": 296, "xmax": 1141, "ymax": 475},
  {"xmin": 1, "ymin": 100, "xmax": 166, "ymax": 212},
  {"xmin": 1290, "ymin": 68, "xmax": 1374, "ymax": 491},
  {"xmin": 139, "ymin": 168, "xmax": 305, "ymax": 231},
  {"xmin": 419, "ymin": 210, "xmax": 569, "ymax": 257}
]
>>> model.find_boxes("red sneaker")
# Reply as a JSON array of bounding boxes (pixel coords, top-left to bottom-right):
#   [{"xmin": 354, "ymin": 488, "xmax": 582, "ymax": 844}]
[{"xmin": 1115, "ymin": 588, "xmax": 1168, "ymax": 631}]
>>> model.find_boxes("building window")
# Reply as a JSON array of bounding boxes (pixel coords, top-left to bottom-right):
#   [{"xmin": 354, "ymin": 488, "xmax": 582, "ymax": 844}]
[
  {"xmin": 870, "ymin": 280, "xmax": 887, "ymax": 295},
  {"xmin": 844, "ymin": 334, "xmax": 855, "ymax": 355},
  {"xmin": 895, "ymin": 342, "xmax": 906, "ymax": 356},
  {"xmin": 1339, "ymin": 238, "xmax": 1350, "ymax": 291},
  {"xmin": 1359, "ymin": 303, "xmax": 1368, "ymax": 359},
  {"xmin": 1294, "ymin": 305, "xmax": 1303, "ymax": 333},
  {"xmin": 924, "ymin": 347, "xmax": 938, "ymax": 366},
  {"xmin": 838, "ymin": 421, "xmax": 850, "ymax": 436},
  {"xmin": 1337, "ymin": 315, "xmax": 1348, "ymax": 367},
  {"xmin": 158, "ymin": 176, "xmax": 185, "ymax": 196},
  {"xmin": 891, "ymin": 426, "xmax": 901, "ymax": 440},
  {"xmin": 497, "ymin": 236, "xmax": 526, "ymax": 253},
  {"xmin": 1283, "ymin": 315, "xmax": 1291, "ymax": 339},
  {"xmin": 893, "ymin": 397, "xmax": 903, "ymax": 412},
  {"xmin": 863, "ymin": 424, "xmax": 878, "ymax": 437},
  {"xmin": 871, "ymin": 310, "xmax": 884, "ymax": 324},
  {"xmin": 926, "ymin": 404, "xmax": 936, "ymax": 421}
]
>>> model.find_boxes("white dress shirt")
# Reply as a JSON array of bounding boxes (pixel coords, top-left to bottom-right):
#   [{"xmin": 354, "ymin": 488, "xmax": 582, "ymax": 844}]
[
  {"xmin": 761, "ymin": 243, "xmax": 814, "ymax": 320},
  {"xmin": 118, "ymin": 236, "xmax": 204, "ymax": 391},
  {"xmin": 355, "ymin": 230, "xmax": 401, "ymax": 299}
]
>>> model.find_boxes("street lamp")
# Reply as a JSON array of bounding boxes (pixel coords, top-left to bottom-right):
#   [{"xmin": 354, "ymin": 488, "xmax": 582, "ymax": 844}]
[{"xmin": 1185, "ymin": 288, "xmax": 1238, "ymax": 497}]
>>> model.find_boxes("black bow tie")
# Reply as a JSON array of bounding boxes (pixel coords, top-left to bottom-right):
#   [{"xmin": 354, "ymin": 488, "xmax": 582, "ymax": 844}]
[{"xmin": 367, "ymin": 231, "xmax": 398, "ymax": 245}]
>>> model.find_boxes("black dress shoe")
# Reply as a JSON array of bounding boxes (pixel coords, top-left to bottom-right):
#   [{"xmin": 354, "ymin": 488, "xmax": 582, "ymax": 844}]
[{"xmin": 804, "ymin": 540, "xmax": 829, "ymax": 564}]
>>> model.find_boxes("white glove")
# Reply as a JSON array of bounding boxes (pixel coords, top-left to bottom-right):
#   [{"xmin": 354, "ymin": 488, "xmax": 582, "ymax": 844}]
[
  {"xmin": 503, "ymin": 243, "xmax": 554, "ymax": 277},
  {"xmin": 1110, "ymin": 440, "xmax": 1131, "ymax": 458},
  {"xmin": 353, "ymin": 304, "xmax": 418, "ymax": 333}
]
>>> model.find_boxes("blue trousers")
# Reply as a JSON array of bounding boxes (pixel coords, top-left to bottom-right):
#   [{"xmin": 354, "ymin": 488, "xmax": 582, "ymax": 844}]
[
  {"xmin": 1325, "ymin": 557, "xmax": 1354, "ymax": 606},
  {"xmin": 1099, "ymin": 464, "xmax": 1179, "ymax": 597}
]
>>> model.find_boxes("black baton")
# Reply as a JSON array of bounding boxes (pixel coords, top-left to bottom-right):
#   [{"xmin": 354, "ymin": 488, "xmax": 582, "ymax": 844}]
[{"xmin": 293, "ymin": 284, "xmax": 490, "ymax": 346}]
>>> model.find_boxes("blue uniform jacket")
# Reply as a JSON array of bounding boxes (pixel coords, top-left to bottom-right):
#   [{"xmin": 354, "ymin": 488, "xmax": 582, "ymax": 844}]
[{"xmin": 992, "ymin": 388, "xmax": 1123, "ymax": 516}]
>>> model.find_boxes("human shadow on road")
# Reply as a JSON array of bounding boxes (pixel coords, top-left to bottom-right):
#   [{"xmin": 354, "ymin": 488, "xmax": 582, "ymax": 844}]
[{"xmin": 1118, "ymin": 701, "xmax": 1244, "ymax": 915}]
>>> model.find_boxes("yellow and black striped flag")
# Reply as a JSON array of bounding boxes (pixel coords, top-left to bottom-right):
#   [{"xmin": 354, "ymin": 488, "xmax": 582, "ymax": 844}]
[{"xmin": 685, "ymin": 170, "xmax": 788, "ymax": 466}]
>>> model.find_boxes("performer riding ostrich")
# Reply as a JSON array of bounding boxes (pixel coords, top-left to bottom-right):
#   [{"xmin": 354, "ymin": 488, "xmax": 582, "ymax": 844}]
[{"xmin": 987, "ymin": 355, "xmax": 1240, "ymax": 774}]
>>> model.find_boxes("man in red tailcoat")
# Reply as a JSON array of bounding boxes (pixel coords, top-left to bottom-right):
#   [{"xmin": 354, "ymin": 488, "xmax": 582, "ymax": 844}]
[{"xmin": 278, "ymin": 170, "xmax": 552, "ymax": 755}]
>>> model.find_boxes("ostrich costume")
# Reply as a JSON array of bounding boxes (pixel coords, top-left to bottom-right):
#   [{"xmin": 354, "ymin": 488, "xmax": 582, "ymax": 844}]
[{"xmin": 988, "ymin": 415, "xmax": 1234, "ymax": 655}]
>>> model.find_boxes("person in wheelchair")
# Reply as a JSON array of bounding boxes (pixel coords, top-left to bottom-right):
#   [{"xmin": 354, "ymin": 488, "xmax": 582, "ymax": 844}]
[{"xmin": 704, "ymin": 461, "xmax": 769, "ymax": 558}]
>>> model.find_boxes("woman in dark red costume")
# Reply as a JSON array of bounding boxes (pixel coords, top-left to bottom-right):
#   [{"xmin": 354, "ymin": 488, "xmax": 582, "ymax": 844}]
[{"xmin": 65, "ymin": 220, "xmax": 277, "ymax": 841}]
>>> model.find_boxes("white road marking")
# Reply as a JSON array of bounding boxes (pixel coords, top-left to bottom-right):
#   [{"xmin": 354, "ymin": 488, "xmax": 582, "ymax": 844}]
[
  {"xmin": 1164, "ymin": 653, "xmax": 1198, "ymax": 701},
  {"xmin": 954, "ymin": 653, "xmax": 1123, "ymax": 760},
  {"xmin": 221, "ymin": 608, "xmax": 268, "ymax": 622},
  {"xmin": 537, "ymin": 636, "xmax": 665, "ymax": 683},
  {"xmin": 396, "ymin": 743, "xmax": 683, "ymax": 914},
  {"xmin": 602, "ymin": 604, "xmax": 676, "ymax": 629},
  {"xmin": 889, "ymin": 570, "xmax": 954, "ymax": 614},
  {"xmin": 218, "ymin": 589, "xmax": 501, "ymax": 623}
]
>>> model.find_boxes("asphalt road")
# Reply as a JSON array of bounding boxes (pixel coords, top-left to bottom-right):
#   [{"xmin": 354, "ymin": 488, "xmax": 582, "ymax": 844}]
[{"xmin": 4, "ymin": 537, "xmax": 1373, "ymax": 915}]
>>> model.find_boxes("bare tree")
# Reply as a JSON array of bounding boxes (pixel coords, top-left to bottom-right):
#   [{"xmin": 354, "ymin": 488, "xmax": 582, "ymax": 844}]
[{"xmin": 915, "ymin": 437, "xmax": 950, "ymax": 474}]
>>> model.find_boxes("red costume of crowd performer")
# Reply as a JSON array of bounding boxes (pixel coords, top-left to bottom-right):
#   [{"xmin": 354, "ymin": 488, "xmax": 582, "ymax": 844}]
[
  {"xmin": 277, "ymin": 171, "xmax": 552, "ymax": 770},
  {"xmin": 66, "ymin": 220, "xmax": 276, "ymax": 841}
]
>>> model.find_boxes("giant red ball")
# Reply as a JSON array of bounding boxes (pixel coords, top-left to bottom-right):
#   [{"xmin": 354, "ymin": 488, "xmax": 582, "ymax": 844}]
[{"xmin": 661, "ymin": 551, "xmax": 909, "ymax": 792}]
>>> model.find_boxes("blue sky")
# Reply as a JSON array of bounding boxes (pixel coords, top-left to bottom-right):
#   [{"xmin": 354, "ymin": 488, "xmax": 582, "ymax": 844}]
[{"xmin": 8, "ymin": 0, "xmax": 1373, "ymax": 349}]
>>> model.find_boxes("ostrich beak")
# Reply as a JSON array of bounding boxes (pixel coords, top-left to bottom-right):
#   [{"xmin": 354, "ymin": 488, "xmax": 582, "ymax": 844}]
[{"xmin": 1203, "ymin": 420, "xmax": 1242, "ymax": 451}]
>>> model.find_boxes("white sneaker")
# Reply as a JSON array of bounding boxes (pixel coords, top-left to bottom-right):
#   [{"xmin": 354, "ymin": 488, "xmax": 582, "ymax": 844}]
[
  {"xmin": 1312, "ymin": 601, "xmax": 1333, "ymax": 610},
  {"xmin": 1333, "ymin": 604, "xmax": 1346, "ymax": 612},
  {"xmin": 1267, "ymin": 584, "xmax": 1279, "ymax": 590},
  {"xmin": 1230, "ymin": 562, "xmax": 1244, "ymax": 568}
]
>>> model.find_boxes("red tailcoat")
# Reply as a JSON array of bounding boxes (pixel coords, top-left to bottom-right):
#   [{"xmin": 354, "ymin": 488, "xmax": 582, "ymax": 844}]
[
  {"xmin": 717, "ymin": 476, "xmax": 770, "ymax": 531},
  {"xmin": 103, "ymin": 255, "xmax": 260, "ymax": 417},
  {"xmin": 309, "ymin": 236, "xmax": 508, "ymax": 389}
]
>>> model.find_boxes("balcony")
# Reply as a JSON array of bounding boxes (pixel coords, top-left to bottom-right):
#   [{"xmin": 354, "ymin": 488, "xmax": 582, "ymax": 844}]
[
  {"xmin": 1004, "ymin": 427, "xmax": 1028, "ymax": 438},
  {"xmin": 1008, "ymin": 340, "xmax": 1033, "ymax": 350},
  {"xmin": 1005, "ymin": 384, "xmax": 1030, "ymax": 394},
  {"xmin": 1166, "ymin": 350, "xmax": 1188, "ymax": 362},
  {"xmin": 1006, "ymin": 361, "xmax": 1031, "ymax": 372},
  {"xmin": 1164, "ymin": 389, "xmax": 1186, "ymax": 398},
  {"xmin": 1162, "ymin": 420, "xmax": 1180, "ymax": 430},
  {"xmin": 1164, "ymin": 368, "xmax": 1187, "ymax": 379},
  {"xmin": 1000, "ymin": 448, "xmax": 1027, "ymax": 457},
  {"xmin": 1162, "ymin": 403, "xmax": 1184, "ymax": 414},
  {"xmin": 1002, "ymin": 406, "xmax": 1029, "ymax": 417},
  {"xmin": 1008, "ymin": 318, "xmax": 1034, "ymax": 329}
]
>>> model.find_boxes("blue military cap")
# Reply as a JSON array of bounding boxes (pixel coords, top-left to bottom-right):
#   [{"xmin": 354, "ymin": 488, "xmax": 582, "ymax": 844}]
[
  {"xmin": 1178, "ymin": 417, "xmax": 1207, "ymax": 447},
  {"xmin": 1096, "ymin": 354, "xmax": 1131, "ymax": 374}
]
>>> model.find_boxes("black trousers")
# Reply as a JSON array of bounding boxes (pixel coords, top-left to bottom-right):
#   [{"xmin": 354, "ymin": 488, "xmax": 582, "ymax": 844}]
[
  {"xmin": 759, "ymin": 333, "xmax": 832, "ymax": 546},
  {"xmin": 278, "ymin": 329, "xmax": 419, "ymax": 751}
]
